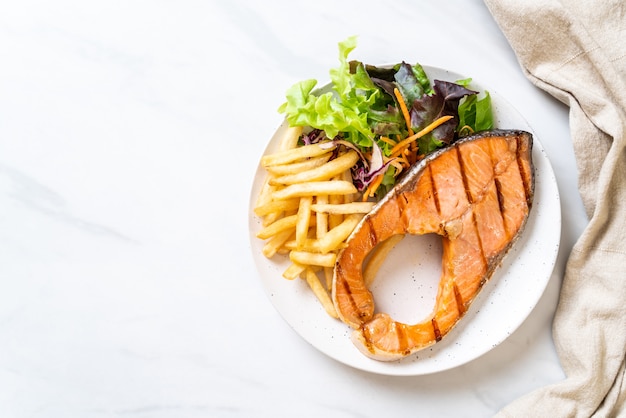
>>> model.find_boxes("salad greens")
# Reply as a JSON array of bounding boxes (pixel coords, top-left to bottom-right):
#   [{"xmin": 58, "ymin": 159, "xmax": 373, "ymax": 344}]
[{"xmin": 278, "ymin": 36, "xmax": 494, "ymax": 200}]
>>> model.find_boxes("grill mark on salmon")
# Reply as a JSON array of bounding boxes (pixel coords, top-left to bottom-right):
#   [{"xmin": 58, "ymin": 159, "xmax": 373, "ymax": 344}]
[
  {"xmin": 332, "ymin": 130, "xmax": 534, "ymax": 361},
  {"xmin": 453, "ymin": 282, "xmax": 466, "ymax": 316},
  {"xmin": 456, "ymin": 146, "xmax": 474, "ymax": 205},
  {"xmin": 334, "ymin": 265, "xmax": 358, "ymax": 318},
  {"xmin": 515, "ymin": 137, "xmax": 533, "ymax": 207},
  {"xmin": 494, "ymin": 178, "xmax": 506, "ymax": 227},
  {"xmin": 429, "ymin": 165, "xmax": 441, "ymax": 216},
  {"xmin": 431, "ymin": 318, "xmax": 442, "ymax": 342},
  {"xmin": 471, "ymin": 210, "xmax": 488, "ymax": 275}
]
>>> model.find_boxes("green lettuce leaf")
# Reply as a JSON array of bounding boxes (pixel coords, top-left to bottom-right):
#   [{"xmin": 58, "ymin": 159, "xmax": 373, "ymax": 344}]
[
  {"xmin": 276, "ymin": 36, "xmax": 496, "ymax": 198},
  {"xmin": 457, "ymin": 90, "xmax": 494, "ymax": 135},
  {"xmin": 278, "ymin": 36, "xmax": 381, "ymax": 147}
]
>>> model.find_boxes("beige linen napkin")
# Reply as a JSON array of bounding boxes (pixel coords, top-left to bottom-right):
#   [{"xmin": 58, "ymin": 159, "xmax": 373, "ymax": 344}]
[{"xmin": 484, "ymin": 0, "xmax": 626, "ymax": 416}]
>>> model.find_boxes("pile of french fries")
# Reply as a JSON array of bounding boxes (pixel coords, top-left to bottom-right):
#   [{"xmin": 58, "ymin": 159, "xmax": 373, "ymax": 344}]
[{"xmin": 254, "ymin": 125, "xmax": 375, "ymax": 318}]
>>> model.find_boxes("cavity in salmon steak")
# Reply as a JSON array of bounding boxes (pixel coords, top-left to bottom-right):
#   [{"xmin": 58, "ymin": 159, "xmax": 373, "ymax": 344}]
[{"xmin": 331, "ymin": 129, "xmax": 534, "ymax": 361}]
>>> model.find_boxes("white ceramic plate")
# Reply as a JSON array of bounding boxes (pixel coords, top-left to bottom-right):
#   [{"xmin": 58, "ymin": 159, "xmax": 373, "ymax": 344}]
[{"xmin": 248, "ymin": 66, "xmax": 561, "ymax": 376}]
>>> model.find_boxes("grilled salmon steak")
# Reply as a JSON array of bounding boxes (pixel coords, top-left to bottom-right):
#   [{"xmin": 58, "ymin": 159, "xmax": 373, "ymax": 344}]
[{"xmin": 332, "ymin": 130, "xmax": 534, "ymax": 361}]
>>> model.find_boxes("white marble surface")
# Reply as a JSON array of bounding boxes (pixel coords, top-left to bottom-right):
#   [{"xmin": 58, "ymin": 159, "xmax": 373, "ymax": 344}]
[{"xmin": 0, "ymin": 1, "xmax": 589, "ymax": 417}]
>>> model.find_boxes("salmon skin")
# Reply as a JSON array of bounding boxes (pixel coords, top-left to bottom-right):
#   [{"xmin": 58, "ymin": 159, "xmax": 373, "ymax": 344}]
[{"xmin": 332, "ymin": 130, "xmax": 534, "ymax": 361}]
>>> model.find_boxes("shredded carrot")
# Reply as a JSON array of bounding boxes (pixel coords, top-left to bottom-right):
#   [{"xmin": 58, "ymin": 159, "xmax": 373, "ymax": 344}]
[
  {"xmin": 362, "ymin": 111, "xmax": 455, "ymax": 200},
  {"xmin": 362, "ymin": 173, "xmax": 385, "ymax": 201},
  {"xmin": 393, "ymin": 88, "xmax": 414, "ymax": 137},
  {"xmin": 396, "ymin": 154, "xmax": 409, "ymax": 166},
  {"xmin": 362, "ymin": 185, "xmax": 372, "ymax": 202},
  {"xmin": 390, "ymin": 159, "xmax": 406, "ymax": 174},
  {"xmin": 390, "ymin": 115, "xmax": 454, "ymax": 158},
  {"xmin": 369, "ymin": 174, "xmax": 385, "ymax": 197},
  {"xmin": 379, "ymin": 136, "xmax": 396, "ymax": 147}
]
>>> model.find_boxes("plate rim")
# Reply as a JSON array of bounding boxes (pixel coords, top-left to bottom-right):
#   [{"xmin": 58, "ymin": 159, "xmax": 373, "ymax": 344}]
[{"xmin": 248, "ymin": 65, "xmax": 561, "ymax": 376}]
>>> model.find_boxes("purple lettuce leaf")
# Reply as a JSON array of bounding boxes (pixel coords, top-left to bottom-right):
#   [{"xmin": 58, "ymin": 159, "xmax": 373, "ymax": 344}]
[{"xmin": 409, "ymin": 80, "xmax": 476, "ymax": 151}]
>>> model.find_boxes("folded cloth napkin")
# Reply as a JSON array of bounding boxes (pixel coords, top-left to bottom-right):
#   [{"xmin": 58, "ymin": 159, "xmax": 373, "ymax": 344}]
[{"xmin": 484, "ymin": 0, "xmax": 626, "ymax": 416}]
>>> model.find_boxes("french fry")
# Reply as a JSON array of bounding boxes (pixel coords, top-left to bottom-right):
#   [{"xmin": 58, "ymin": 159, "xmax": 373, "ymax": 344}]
[
  {"xmin": 316, "ymin": 214, "xmax": 363, "ymax": 254},
  {"xmin": 311, "ymin": 202, "xmax": 375, "ymax": 215},
  {"xmin": 258, "ymin": 182, "xmax": 285, "ymax": 227},
  {"xmin": 324, "ymin": 267, "xmax": 334, "ymax": 291},
  {"xmin": 304, "ymin": 268, "xmax": 338, "ymax": 318},
  {"xmin": 290, "ymin": 251, "xmax": 336, "ymax": 268},
  {"xmin": 283, "ymin": 238, "xmax": 319, "ymax": 252},
  {"xmin": 256, "ymin": 215, "xmax": 298, "ymax": 240},
  {"xmin": 328, "ymin": 192, "xmax": 344, "ymax": 229},
  {"xmin": 254, "ymin": 199, "xmax": 300, "ymax": 217},
  {"xmin": 255, "ymin": 178, "xmax": 275, "ymax": 213},
  {"xmin": 270, "ymin": 151, "xmax": 359, "ymax": 185},
  {"xmin": 295, "ymin": 196, "xmax": 313, "ymax": 249},
  {"xmin": 271, "ymin": 180, "xmax": 357, "ymax": 200},
  {"xmin": 278, "ymin": 126, "xmax": 303, "ymax": 151},
  {"xmin": 261, "ymin": 143, "xmax": 336, "ymax": 167},
  {"xmin": 262, "ymin": 229, "xmax": 294, "ymax": 258},
  {"xmin": 266, "ymin": 153, "xmax": 332, "ymax": 176},
  {"xmin": 283, "ymin": 262, "xmax": 306, "ymax": 280},
  {"xmin": 315, "ymin": 195, "xmax": 329, "ymax": 239},
  {"xmin": 254, "ymin": 130, "xmax": 380, "ymax": 318},
  {"xmin": 363, "ymin": 234, "xmax": 405, "ymax": 287},
  {"xmin": 342, "ymin": 169, "xmax": 357, "ymax": 203}
]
